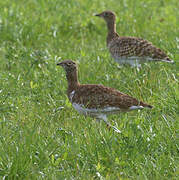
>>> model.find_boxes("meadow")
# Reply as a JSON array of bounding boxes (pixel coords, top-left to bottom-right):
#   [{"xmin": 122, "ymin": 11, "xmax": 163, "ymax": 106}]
[{"xmin": 0, "ymin": 0, "xmax": 178, "ymax": 179}]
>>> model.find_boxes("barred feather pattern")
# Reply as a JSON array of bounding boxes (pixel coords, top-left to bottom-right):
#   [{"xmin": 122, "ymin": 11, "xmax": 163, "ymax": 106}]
[
  {"xmin": 108, "ymin": 36, "xmax": 172, "ymax": 62},
  {"xmin": 95, "ymin": 10, "xmax": 174, "ymax": 64}
]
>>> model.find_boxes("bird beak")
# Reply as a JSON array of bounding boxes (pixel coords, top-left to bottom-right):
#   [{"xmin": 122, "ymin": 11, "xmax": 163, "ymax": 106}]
[
  {"xmin": 94, "ymin": 13, "xmax": 102, "ymax": 17},
  {"xmin": 57, "ymin": 62, "xmax": 63, "ymax": 66}
]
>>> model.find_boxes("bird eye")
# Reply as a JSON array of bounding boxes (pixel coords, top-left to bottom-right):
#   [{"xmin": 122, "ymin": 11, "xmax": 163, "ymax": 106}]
[{"xmin": 104, "ymin": 12, "xmax": 108, "ymax": 16}]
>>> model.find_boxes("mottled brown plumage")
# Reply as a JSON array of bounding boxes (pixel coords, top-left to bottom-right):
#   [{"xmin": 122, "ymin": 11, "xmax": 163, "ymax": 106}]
[
  {"xmin": 95, "ymin": 10, "xmax": 174, "ymax": 67},
  {"xmin": 57, "ymin": 60, "xmax": 152, "ymax": 133},
  {"xmin": 70, "ymin": 84, "xmax": 151, "ymax": 110}
]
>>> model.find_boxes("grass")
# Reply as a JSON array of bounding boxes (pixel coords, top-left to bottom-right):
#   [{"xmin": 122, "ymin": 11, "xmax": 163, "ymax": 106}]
[{"xmin": 0, "ymin": 0, "xmax": 178, "ymax": 179}]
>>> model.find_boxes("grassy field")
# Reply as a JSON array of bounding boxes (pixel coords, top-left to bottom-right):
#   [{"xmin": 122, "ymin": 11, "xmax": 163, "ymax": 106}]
[{"xmin": 0, "ymin": 0, "xmax": 178, "ymax": 179}]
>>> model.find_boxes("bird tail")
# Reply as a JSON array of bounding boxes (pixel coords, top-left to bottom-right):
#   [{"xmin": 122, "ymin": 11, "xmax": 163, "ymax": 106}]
[
  {"xmin": 162, "ymin": 57, "xmax": 174, "ymax": 63},
  {"xmin": 140, "ymin": 102, "xmax": 153, "ymax": 109}
]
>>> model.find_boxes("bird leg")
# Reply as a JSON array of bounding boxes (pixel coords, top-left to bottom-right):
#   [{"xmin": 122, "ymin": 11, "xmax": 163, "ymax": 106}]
[
  {"xmin": 106, "ymin": 122, "xmax": 121, "ymax": 133},
  {"xmin": 97, "ymin": 115, "xmax": 121, "ymax": 133}
]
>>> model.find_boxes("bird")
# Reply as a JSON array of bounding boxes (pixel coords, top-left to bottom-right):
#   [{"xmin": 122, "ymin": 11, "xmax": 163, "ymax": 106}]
[
  {"xmin": 95, "ymin": 10, "xmax": 174, "ymax": 67},
  {"xmin": 57, "ymin": 60, "xmax": 153, "ymax": 133}
]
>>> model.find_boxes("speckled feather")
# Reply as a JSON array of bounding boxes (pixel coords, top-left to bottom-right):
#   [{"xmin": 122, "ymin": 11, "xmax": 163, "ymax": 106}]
[
  {"xmin": 69, "ymin": 84, "xmax": 152, "ymax": 110},
  {"xmin": 95, "ymin": 10, "xmax": 173, "ymax": 64},
  {"xmin": 57, "ymin": 60, "xmax": 152, "ymax": 113},
  {"xmin": 57, "ymin": 60, "xmax": 152, "ymax": 133},
  {"xmin": 108, "ymin": 36, "xmax": 171, "ymax": 60}
]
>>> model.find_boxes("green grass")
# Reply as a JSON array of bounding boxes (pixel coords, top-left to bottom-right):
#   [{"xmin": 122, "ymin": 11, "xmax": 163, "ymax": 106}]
[{"xmin": 0, "ymin": 0, "xmax": 178, "ymax": 179}]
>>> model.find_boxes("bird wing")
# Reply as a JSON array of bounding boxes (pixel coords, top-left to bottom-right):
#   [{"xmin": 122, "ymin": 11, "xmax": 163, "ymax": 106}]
[
  {"xmin": 108, "ymin": 36, "xmax": 169, "ymax": 60},
  {"xmin": 72, "ymin": 84, "xmax": 151, "ymax": 109}
]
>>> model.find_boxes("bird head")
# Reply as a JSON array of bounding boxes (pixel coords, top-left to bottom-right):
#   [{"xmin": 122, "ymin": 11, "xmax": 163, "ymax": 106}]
[
  {"xmin": 95, "ymin": 11, "xmax": 116, "ymax": 23},
  {"xmin": 57, "ymin": 60, "xmax": 77, "ymax": 73}
]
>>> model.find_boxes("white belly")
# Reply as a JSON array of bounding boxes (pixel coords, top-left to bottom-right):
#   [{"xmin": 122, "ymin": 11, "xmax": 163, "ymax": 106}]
[
  {"xmin": 72, "ymin": 103, "xmax": 144, "ymax": 117},
  {"xmin": 114, "ymin": 56, "xmax": 142, "ymax": 67},
  {"xmin": 72, "ymin": 103, "xmax": 121, "ymax": 117}
]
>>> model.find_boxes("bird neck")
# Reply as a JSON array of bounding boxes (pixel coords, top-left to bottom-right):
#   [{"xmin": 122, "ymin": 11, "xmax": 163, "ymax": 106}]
[
  {"xmin": 66, "ymin": 70, "xmax": 79, "ymax": 92},
  {"xmin": 107, "ymin": 20, "xmax": 116, "ymax": 33},
  {"xmin": 106, "ymin": 20, "xmax": 119, "ymax": 44}
]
